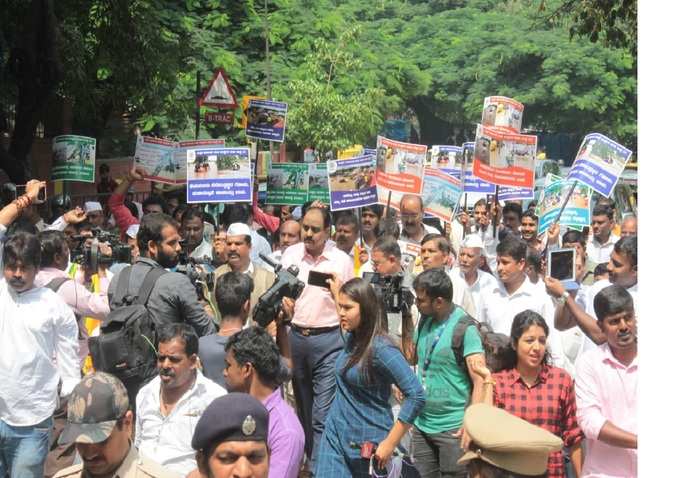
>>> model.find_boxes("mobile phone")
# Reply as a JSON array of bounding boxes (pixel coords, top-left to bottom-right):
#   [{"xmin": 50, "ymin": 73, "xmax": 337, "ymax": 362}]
[
  {"xmin": 307, "ymin": 270, "xmax": 332, "ymax": 289},
  {"xmin": 548, "ymin": 248, "xmax": 576, "ymax": 282},
  {"xmin": 16, "ymin": 184, "xmax": 47, "ymax": 203},
  {"xmin": 486, "ymin": 194, "xmax": 495, "ymax": 205}
]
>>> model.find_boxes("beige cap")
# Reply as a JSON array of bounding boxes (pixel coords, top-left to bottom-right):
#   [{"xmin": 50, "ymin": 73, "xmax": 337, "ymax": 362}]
[{"xmin": 458, "ymin": 404, "xmax": 563, "ymax": 476}]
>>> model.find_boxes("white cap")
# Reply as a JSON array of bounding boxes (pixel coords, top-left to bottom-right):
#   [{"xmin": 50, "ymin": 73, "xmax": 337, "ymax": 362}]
[
  {"xmin": 84, "ymin": 201, "xmax": 103, "ymax": 214},
  {"xmin": 126, "ymin": 224, "xmax": 140, "ymax": 239},
  {"xmin": 461, "ymin": 234, "xmax": 486, "ymax": 256},
  {"xmin": 226, "ymin": 222, "xmax": 251, "ymax": 237}
]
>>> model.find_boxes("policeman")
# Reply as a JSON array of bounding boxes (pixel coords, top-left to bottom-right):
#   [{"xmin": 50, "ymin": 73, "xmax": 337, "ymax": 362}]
[
  {"xmin": 54, "ymin": 372, "xmax": 179, "ymax": 478},
  {"xmin": 191, "ymin": 393, "xmax": 270, "ymax": 478}
]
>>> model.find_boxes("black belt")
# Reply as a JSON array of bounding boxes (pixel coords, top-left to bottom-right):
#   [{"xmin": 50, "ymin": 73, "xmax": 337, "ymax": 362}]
[{"xmin": 291, "ymin": 324, "xmax": 339, "ymax": 336}]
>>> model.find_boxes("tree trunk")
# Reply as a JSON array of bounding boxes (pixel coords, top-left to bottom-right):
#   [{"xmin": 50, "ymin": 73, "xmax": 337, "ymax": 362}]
[{"xmin": 2, "ymin": 0, "xmax": 62, "ymax": 183}]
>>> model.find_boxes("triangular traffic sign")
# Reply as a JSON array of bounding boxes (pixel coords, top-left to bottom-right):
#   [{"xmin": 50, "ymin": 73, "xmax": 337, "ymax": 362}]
[{"xmin": 199, "ymin": 68, "xmax": 237, "ymax": 109}]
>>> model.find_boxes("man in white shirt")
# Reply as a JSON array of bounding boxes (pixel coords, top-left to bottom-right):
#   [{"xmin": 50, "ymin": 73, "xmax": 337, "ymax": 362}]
[
  {"xmin": 0, "ymin": 231, "xmax": 80, "ymax": 477},
  {"xmin": 586, "ymin": 204, "xmax": 619, "ymax": 264},
  {"xmin": 180, "ymin": 208, "xmax": 213, "ymax": 260},
  {"xmin": 135, "ymin": 324, "xmax": 225, "ymax": 476},
  {"xmin": 456, "ymin": 199, "xmax": 498, "ymax": 270},
  {"xmin": 268, "ymin": 219, "xmax": 301, "ymax": 265},
  {"xmin": 449, "ymin": 234, "xmax": 496, "ymax": 316},
  {"xmin": 477, "ymin": 236, "xmax": 565, "ymax": 368}
]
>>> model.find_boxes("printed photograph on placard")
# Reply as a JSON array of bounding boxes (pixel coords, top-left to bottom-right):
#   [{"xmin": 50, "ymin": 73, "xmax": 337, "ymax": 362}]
[
  {"xmin": 328, "ymin": 154, "xmax": 378, "ymax": 211},
  {"xmin": 245, "ymin": 99, "xmax": 288, "ymax": 142},
  {"xmin": 431, "ymin": 145, "xmax": 463, "ymax": 170},
  {"xmin": 308, "ymin": 163, "xmax": 330, "ymax": 203},
  {"xmin": 133, "ymin": 136, "xmax": 179, "ymax": 184},
  {"xmin": 186, "ymin": 147, "xmax": 252, "ymax": 204},
  {"xmin": 481, "ymin": 96, "xmax": 524, "ymax": 132},
  {"xmin": 422, "ymin": 168, "xmax": 462, "ymax": 223},
  {"xmin": 375, "ymin": 135, "xmax": 427, "ymax": 206},
  {"xmin": 537, "ymin": 179, "xmax": 592, "ymax": 235},
  {"xmin": 51, "ymin": 135, "xmax": 97, "ymax": 182},
  {"xmin": 266, "ymin": 163, "xmax": 309, "ymax": 205}
]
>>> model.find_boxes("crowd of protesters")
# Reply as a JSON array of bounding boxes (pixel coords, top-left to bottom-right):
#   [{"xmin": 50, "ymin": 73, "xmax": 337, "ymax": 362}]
[{"xmin": 0, "ymin": 167, "xmax": 637, "ymax": 478}]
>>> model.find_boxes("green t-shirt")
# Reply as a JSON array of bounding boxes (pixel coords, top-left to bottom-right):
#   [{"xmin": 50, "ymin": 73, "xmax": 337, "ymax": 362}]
[{"xmin": 413, "ymin": 307, "xmax": 484, "ymax": 433}]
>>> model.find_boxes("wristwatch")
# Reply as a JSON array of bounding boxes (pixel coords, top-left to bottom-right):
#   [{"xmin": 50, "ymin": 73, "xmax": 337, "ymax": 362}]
[{"xmin": 561, "ymin": 291, "xmax": 570, "ymax": 300}]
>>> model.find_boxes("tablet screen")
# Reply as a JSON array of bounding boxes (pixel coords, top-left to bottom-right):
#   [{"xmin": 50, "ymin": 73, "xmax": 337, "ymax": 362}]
[{"xmin": 549, "ymin": 249, "xmax": 575, "ymax": 282}]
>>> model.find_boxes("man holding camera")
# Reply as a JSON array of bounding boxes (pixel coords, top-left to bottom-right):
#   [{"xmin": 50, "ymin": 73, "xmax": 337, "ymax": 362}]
[
  {"xmin": 212, "ymin": 222, "xmax": 275, "ymax": 325},
  {"xmin": 280, "ymin": 206, "xmax": 354, "ymax": 473},
  {"xmin": 106, "ymin": 212, "xmax": 215, "ymax": 404}
]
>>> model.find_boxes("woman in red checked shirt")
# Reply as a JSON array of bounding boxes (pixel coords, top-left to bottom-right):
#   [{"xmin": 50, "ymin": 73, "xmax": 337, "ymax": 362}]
[{"xmin": 470, "ymin": 310, "xmax": 584, "ymax": 478}]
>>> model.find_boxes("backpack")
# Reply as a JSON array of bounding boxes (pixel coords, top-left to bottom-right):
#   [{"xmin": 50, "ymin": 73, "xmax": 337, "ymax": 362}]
[
  {"xmin": 451, "ymin": 312, "xmax": 512, "ymax": 378},
  {"xmin": 88, "ymin": 265, "xmax": 166, "ymax": 382},
  {"xmin": 45, "ymin": 276, "xmax": 88, "ymax": 342},
  {"xmin": 415, "ymin": 306, "xmax": 511, "ymax": 378}
]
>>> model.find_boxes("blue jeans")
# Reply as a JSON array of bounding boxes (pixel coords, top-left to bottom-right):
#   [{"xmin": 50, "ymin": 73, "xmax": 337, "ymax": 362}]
[
  {"xmin": 0, "ymin": 417, "xmax": 52, "ymax": 478},
  {"xmin": 289, "ymin": 326, "xmax": 343, "ymax": 474}
]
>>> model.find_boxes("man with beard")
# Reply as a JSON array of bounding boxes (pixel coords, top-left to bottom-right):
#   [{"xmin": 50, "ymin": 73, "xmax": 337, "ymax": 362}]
[
  {"xmin": 135, "ymin": 324, "xmax": 225, "ymax": 476},
  {"xmin": 520, "ymin": 210, "xmax": 543, "ymax": 253},
  {"xmin": 359, "ymin": 204, "xmax": 383, "ymax": 253},
  {"xmin": 575, "ymin": 285, "xmax": 637, "ymax": 477},
  {"xmin": 107, "ymin": 213, "xmax": 215, "ymax": 404}
]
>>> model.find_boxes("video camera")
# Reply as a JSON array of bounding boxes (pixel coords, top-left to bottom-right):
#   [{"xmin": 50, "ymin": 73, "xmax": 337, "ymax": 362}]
[
  {"xmin": 176, "ymin": 245, "xmax": 215, "ymax": 302},
  {"xmin": 71, "ymin": 228, "xmax": 132, "ymax": 271},
  {"xmin": 362, "ymin": 271, "xmax": 414, "ymax": 314},
  {"xmin": 252, "ymin": 254, "xmax": 305, "ymax": 328}
]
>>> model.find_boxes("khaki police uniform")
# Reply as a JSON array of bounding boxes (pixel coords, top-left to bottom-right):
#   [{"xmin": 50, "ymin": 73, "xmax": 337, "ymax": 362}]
[{"xmin": 53, "ymin": 445, "xmax": 179, "ymax": 478}]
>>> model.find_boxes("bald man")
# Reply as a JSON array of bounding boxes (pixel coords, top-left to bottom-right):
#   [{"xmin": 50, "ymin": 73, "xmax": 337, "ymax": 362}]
[
  {"xmin": 620, "ymin": 215, "xmax": 637, "ymax": 238},
  {"xmin": 268, "ymin": 219, "xmax": 301, "ymax": 266}
]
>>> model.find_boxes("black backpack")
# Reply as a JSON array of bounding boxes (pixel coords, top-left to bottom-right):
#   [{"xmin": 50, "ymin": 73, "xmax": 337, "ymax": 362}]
[
  {"xmin": 416, "ymin": 306, "xmax": 511, "ymax": 377},
  {"xmin": 88, "ymin": 266, "xmax": 166, "ymax": 382},
  {"xmin": 451, "ymin": 313, "xmax": 512, "ymax": 377},
  {"xmin": 45, "ymin": 276, "xmax": 89, "ymax": 342}
]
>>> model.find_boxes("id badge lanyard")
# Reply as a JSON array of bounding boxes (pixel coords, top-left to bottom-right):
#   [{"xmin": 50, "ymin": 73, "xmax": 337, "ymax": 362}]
[{"xmin": 420, "ymin": 317, "xmax": 450, "ymax": 391}]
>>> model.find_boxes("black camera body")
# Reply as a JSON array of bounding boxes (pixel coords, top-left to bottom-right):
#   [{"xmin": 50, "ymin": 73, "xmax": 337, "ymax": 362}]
[
  {"xmin": 175, "ymin": 251, "xmax": 215, "ymax": 301},
  {"xmin": 252, "ymin": 254, "xmax": 305, "ymax": 328},
  {"xmin": 362, "ymin": 271, "xmax": 414, "ymax": 314},
  {"xmin": 72, "ymin": 229, "xmax": 132, "ymax": 270}
]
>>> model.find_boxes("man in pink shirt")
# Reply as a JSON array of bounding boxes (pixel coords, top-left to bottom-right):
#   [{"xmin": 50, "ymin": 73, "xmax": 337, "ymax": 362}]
[
  {"xmin": 280, "ymin": 206, "xmax": 353, "ymax": 473},
  {"xmin": 575, "ymin": 285, "xmax": 637, "ymax": 477}
]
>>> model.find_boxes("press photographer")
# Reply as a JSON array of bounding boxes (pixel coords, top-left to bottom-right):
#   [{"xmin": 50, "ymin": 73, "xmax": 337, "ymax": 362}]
[
  {"xmin": 97, "ymin": 212, "xmax": 215, "ymax": 404},
  {"xmin": 360, "ymin": 237, "xmax": 415, "ymax": 358},
  {"xmin": 251, "ymin": 253, "xmax": 305, "ymax": 328}
]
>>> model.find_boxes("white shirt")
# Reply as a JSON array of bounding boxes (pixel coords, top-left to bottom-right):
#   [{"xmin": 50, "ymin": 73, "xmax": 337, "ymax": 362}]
[
  {"xmin": 398, "ymin": 223, "xmax": 439, "ymax": 269},
  {"xmin": 471, "ymin": 225, "xmax": 498, "ymax": 271},
  {"xmin": 250, "ymin": 230, "xmax": 273, "ymax": 268},
  {"xmin": 135, "ymin": 371, "xmax": 227, "ymax": 476},
  {"xmin": 0, "ymin": 279, "xmax": 80, "ymax": 426},
  {"xmin": 560, "ymin": 284, "xmax": 590, "ymax": 377},
  {"xmin": 189, "ymin": 239, "xmax": 213, "ymax": 260},
  {"xmin": 477, "ymin": 276, "xmax": 565, "ymax": 368},
  {"xmin": 449, "ymin": 267, "xmax": 496, "ymax": 318},
  {"xmin": 586, "ymin": 232, "xmax": 619, "ymax": 264},
  {"xmin": 580, "ymin": 280, "xmax": 638, "ymax": 355}
]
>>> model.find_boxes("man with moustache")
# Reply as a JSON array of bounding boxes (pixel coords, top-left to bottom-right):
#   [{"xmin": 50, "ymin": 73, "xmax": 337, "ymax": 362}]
[
  {"xmin": 135, "ymin": 324, "xmax": 225, "ymax": 476},
  {"xmin": 575, "ymin": 285, "xmax": 637, "ymax": 477},
  {"xmin": 280, "ymin": 206, "xmax": 354, "ymax": 473},
  {"xmin": 0, "ymin": 231, "xmax": 80, "ymax": 477},
  {"xmin": 399, "ymin": 194, "xmax": 439, "ymax": 268},
  {"xmin": 520, "ymin": 210, "xmax": 543, "ymax": 253},
  {"xmin": 212, "ymin": 223, "xmax": 275, "ymax": 325}
]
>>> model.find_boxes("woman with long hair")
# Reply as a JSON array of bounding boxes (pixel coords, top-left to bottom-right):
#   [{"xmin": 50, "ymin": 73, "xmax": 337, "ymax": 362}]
[
  {"xmin": 471, "ymin": 310, "xmax": 584, "ymax": 478},
  {"xmin": 315, "ymin": 277, "xmax": 425, "ymax": 477}
]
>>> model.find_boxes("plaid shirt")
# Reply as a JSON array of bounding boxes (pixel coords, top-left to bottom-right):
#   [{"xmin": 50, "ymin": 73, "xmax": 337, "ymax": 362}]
[{"xmin": 493, "ymin": 365, "xmax": 583, "ymax": 478}]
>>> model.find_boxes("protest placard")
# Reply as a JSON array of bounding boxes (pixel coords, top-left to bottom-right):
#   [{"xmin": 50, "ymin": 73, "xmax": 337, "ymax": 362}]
[
  {"xmin": 432, "ymin": 144, "xmax": 496, "ymax": 194},
  {"xmin": 308, "ymin": 163, "xmax": 330, "ymax": 204},
  {"xmin": 186, "ymin": 147, "xmax": 252, "ymax": 204},
  {"xmin": 472, "ymin": 124, "xmax": 537, "ymax": 189},
  {"xmin": 51, "ymin": 135, "xmax": 96, "ymax": 182},
  {"xmin": 536, "ymin": 176, "xmax": 592, "ymax": 235},
  {"xmin": 497, "ymin": 186, "xmax": 535, "ymax": 201},
  {"xmin": 133, "ymin": 136, "xmax": 178, "ymax": 184},
  {"xmin": 266, "ymin": 163, "xmax": 309, "ymax": 205},
  {"xmin": 375, "ymin": 136, "xmax": 427, "ymax": 207},
  {"xmin": 327, "ymin": 154, "xmax": 378, "ymax": 211},
  {"xmin": 567, "ymin": 133, "xmax": 633, "ymax": 198},
  {"xmin": 422, "ymin": 168, "xmax": 463, "ymax": 223},
  {"xmin": 481, "ymin": 96, "xmax": 524, "ymax": 133},
  {"xmin": 245, "ymin": 99, "xmax": 288, "ymax": 142}
]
